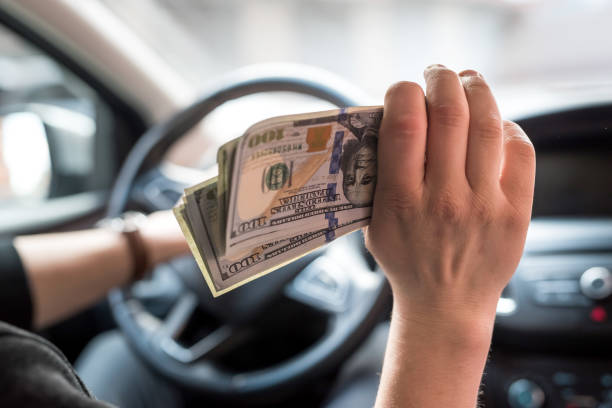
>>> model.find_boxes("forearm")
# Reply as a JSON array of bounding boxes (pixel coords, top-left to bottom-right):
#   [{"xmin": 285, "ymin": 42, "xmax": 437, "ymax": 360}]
[
  {"xmin": 375, "ymin": 297, "xmax": 495, "ymax": 408},
  {"xmin": 14, "ymin": 229, "xmax": 133, "ymax": 329}
]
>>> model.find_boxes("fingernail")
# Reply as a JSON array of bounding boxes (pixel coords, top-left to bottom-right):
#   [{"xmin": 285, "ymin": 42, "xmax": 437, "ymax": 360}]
[
  {"xmin": 458, "ymin": 69, "xmax": 482, "ymax": 78},
  {"xmin": 425, "ymin": 63, "xmax": 446, "ymax": 71}
]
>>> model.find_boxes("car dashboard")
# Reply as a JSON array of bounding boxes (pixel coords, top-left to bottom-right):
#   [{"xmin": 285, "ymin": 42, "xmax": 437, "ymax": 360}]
[{"xmin": 483, "ymin": 105, "xmax": 612, "ymax": 408}]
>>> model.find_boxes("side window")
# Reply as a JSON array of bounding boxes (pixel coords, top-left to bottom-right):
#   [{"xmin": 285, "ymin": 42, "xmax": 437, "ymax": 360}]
[{"xmin": 0, "ymin": 23, "xmax": 116, "ymax": 220}]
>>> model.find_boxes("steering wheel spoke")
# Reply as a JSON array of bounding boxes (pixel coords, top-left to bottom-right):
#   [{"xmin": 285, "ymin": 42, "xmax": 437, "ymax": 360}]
[
  {"xmin": 159, "ymin": 324, "xmax": 243, "ymax": 364},
  {"xmin": 157, "ymin": 291, "xmax": 252, "ymax": 364},
  {"xmin": 160, "ymin": 292, "xmax": 199, "ymax": 339}
]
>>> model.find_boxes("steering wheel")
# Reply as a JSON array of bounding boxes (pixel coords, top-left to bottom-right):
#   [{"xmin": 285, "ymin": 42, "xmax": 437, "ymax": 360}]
[{"xmin": 106, "ymin": 67, "xmax": 389, "ymax": 402}]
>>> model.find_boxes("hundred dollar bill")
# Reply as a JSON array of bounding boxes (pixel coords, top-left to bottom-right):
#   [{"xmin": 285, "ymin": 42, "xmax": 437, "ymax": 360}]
[
  {"xmin": 176, "ymin": 178, "xmax": 368, "ymax": 296},
  {"xmin": 185, "ymin": 178, "xmax": 223, "ymax": 256},
  {"xmin": 215, "ymin": 138, "xmax": 239, "ymax": 255},
  {"xmin": 173, "ymin": 202, "xmax": 217, "ymax": 292},
  {"xmin": 225, "ymin": 106, "xmax": 382, "ymax": 254}
]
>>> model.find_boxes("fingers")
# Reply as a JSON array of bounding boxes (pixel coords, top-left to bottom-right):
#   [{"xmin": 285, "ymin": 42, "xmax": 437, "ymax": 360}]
[
  {"xmin": 459, "ymin": 70, "xmax": 503, "ymax": 194},
  {"xmin": 499, "ymin": 121, "xmax": 536, "ymax": 214},
  {"xmin": 379, "ymin": 67, "xmax": 534, "ymax": 220},
  {"xmin": 378, "ymin": 81, "xmax": 428, "ymax": 194},
  {"xmin": 423, "ymin": 65, "xmax": 470, "ymax": 189}
]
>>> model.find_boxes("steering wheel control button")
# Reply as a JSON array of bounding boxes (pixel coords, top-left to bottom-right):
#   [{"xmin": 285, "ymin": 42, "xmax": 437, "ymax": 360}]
[
  {"xmin": 508, "ymin": 379, "xmax": 546, "ymax": 408},
  {"xmin": 580, "ymin": 267, "xmax": 612, "ymax": 300}
]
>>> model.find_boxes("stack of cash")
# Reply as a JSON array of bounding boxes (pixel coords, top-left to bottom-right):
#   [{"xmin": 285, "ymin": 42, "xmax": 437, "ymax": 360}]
[{"xmin": 174, "ymin": 106, "xmax": 383, "ymax": 297}]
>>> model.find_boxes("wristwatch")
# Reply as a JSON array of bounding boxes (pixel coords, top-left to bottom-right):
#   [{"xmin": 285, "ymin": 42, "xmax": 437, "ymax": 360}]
[{"xmin": 97, "ymin": 212, "xmax": 150, "ymax": 283}]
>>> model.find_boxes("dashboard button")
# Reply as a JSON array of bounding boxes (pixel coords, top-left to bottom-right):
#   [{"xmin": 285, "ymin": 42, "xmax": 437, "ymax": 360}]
[
  {"xmin": 553, "ymin": 372, "xmax": 577, "ymax": 387},
  {"xmin": 533, "ymin": 291, "xmax": 555, "ymax": 305},
  {"xmin": 590, "ymin": 306, "xmax": 608, "ymax": 323},
  {"xmin": 508, "ymin": 379, "xmax": 545, "ymax": 408},
  {"xmin": 533, "ymin": 290, "xmax": 592, "ymax": 307},
  {"xmin": 535, "ymin": 280, "xmax": 580, "ymax": 293},
  {"xmin": 580, "ymin": 267, "xmax": 612, "ymax": 300},
  {"xmin": 601, "ymin": 373, "xmax": 612, "ymax": 388}
]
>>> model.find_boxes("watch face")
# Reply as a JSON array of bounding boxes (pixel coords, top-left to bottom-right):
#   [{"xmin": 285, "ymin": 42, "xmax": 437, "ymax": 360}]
[
  {"xmin": 122, "ymin": 212, "xmax": 147, "ymax": 232},
  {"xmin": 97, "ymin": 212, "xmax": 147, "ymax": 232}
]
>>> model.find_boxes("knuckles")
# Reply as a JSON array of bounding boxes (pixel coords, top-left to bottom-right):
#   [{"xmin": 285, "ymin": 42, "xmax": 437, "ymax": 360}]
[
  {"xmin": 384, "ymin": 113, "xmax": 427, "ymax": 139},
  {"xmin": 470, "ymin": 194, "xmax": 495, "ymax": 225},
  {"xmin": 502, "ymin": 119, "xmax": 521, "ymax": 132},
  {"xmin": 425, "ymin": 190, "xmax": 499, "ymax": 227},
  {"xmin": 510, "ymin": 138, "xmax": 536, "ymax": 164},
  {"xmin": 382, "ymin": 81, "xmax": 427, "ymax": 137},
  {"xmin": 427, "ymin": 102, "xmax": 469, "ymax": 129},
  {"xmin": 503, "ymin": 120, "xmax": 535, "ymax": 163},
  {"xmin": 376, "ymin": 185, "xmax": 421, "ymax": 217},
  {"xmin": 501, "ymin": 205, "xmax": 530, "ymax": 234},
  {"xmin": 427, "ymin": 190, "xmax": 465, "ymax": 225},
  {"xmin": 471, "ymin": 115, "xmax": 502, "ymax": 141}
]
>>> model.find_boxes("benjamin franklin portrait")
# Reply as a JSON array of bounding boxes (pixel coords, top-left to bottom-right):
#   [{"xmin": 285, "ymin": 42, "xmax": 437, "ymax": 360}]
[{"xmin": 340, "ymin": 131, "xmax": 377, "ymax": 207}]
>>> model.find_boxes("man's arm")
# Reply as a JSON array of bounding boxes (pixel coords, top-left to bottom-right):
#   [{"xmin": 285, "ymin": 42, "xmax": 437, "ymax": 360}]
[
  {"xmin": 367, "ymin": 66, "xmax": 535, "ymax": 407},
  {"xmin": 13, "ymin": 211, "xmax": 189, "ymax": 329}
]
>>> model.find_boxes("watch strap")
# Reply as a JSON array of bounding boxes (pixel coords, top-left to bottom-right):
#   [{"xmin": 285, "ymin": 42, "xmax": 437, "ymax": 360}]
[
  {"xmin": 121, "ymin": 227, "xmax": 149, "ymax": 282},
  {"xmin": 97, "ymin": 212, "xmax": 150, "ymax": 283}
]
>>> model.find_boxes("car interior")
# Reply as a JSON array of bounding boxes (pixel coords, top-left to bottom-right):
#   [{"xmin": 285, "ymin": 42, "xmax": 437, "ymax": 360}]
[{"xmin": 0, "ymin": 1, "xmax": 611, "ymax": 407}]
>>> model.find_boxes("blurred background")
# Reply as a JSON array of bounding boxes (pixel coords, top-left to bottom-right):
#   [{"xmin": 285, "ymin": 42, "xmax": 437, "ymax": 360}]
[
  {"xmin": 1, "ymin": 0, "xmax": 611, "ymax": 208},
  {"xmin": 102, "ymin": 0, "xmax": 612, "ymax": 101},
  {"xmin": 100, "ymin": 0, "xmax": 612, "ymax": 108}
]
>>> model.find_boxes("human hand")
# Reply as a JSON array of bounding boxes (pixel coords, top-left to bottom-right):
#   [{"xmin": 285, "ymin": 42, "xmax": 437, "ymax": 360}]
[
  {"xmin": 365, "ymin": 66, "xmax": 535, "ymax": 328},
  {"xmin": 141, "ymin": 210, "xmax": 190, "ymax": 265}
]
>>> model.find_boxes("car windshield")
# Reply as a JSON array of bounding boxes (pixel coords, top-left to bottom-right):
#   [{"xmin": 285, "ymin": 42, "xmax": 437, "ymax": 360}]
[
  {"xmin": 101, "ymin": 0, "xmax": 611, "ymax": 99},
  {"xmin": 99, "ymin": 0, "xmax": 612, "ymax": 168}
]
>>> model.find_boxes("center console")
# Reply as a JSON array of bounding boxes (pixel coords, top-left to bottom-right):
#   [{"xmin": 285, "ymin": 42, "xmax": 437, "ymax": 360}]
[{"xmin": 483, "ymin": 219, "xmax": 612, "ymax": 408}]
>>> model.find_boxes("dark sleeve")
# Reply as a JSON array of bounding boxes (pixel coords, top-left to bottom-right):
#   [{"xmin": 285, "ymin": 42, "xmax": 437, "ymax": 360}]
[
  {"xmin": 0, "ymin": 239, "xmax": 33, "ymax": 329},
  {"xmin": 0, "ymin": 322, "xmax": 115, "ymax": 408}
]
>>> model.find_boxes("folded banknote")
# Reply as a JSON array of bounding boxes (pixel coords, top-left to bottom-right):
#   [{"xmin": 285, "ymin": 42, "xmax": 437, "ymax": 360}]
[{"xmin": 175, "ymin": 106, "xmax": 383, "ymax": 296}]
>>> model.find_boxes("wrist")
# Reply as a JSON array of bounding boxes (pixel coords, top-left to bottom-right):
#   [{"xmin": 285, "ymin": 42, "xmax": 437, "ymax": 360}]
[
  {"xmin": 139, "ymin": 211, "xmax": 190, "ymax": 265},
  {"xmin": 98, "ymin": 212, "xmax": 151, "ymax": 282},
  {"xmin": 140, "ymin": 222, "xmax": 175, "ymax": 265},
  {"xmin": 391, "ymin": 290, "xmax": 497, "ymax": 350},
  {"xmin": 377, "ymin": 292, "xmax": 494, "ymax": 408}
]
